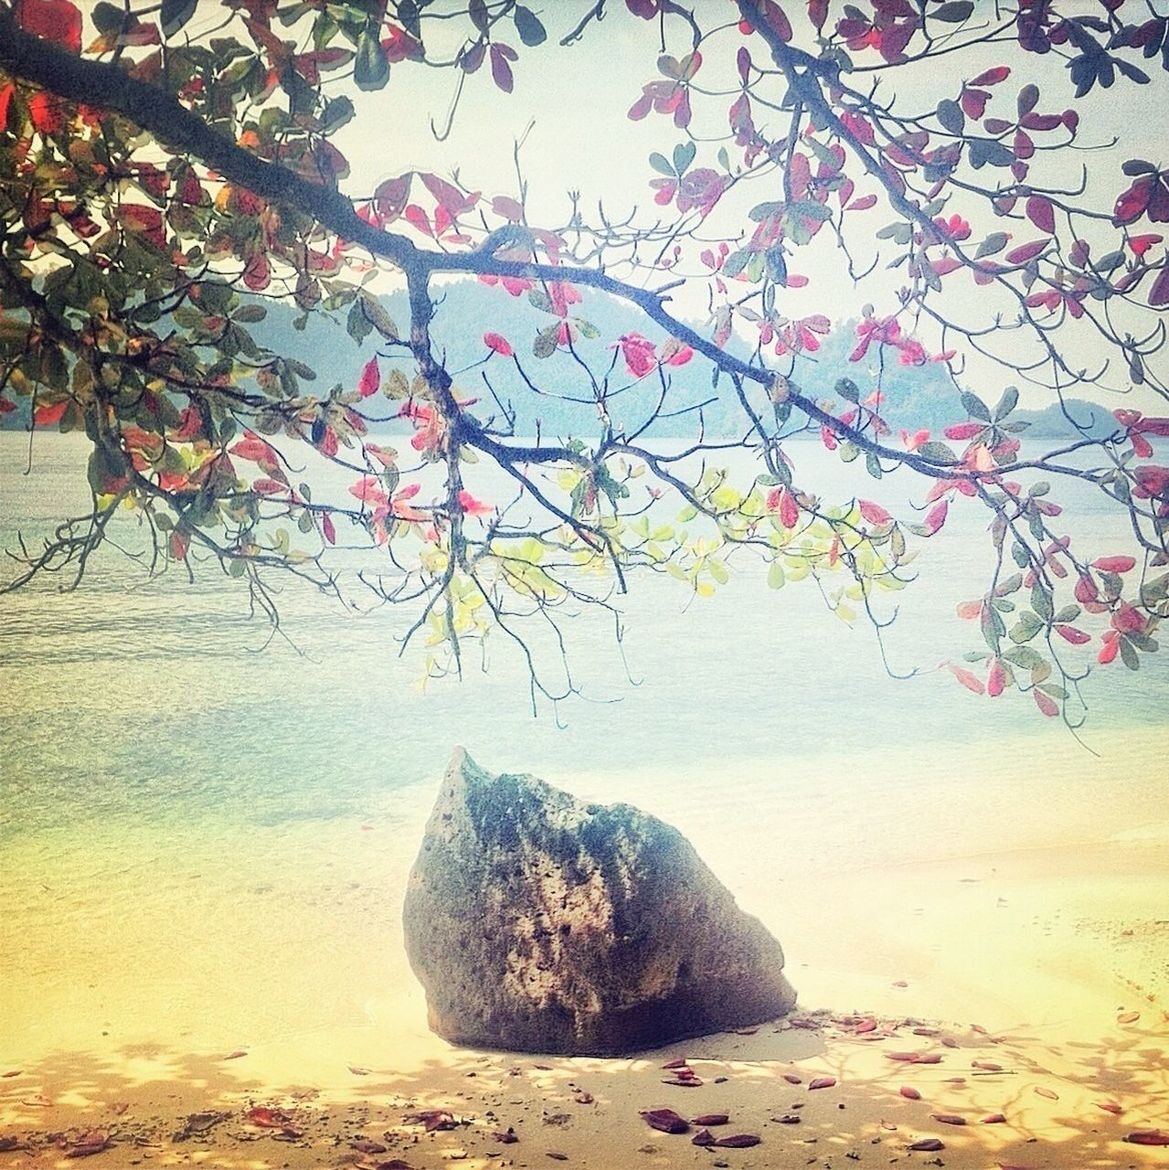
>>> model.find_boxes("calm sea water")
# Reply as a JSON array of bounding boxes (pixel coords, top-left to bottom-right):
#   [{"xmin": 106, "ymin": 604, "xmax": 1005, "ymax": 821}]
[{"xmin": 2, "ymin": 429, "xmax": 1165, "ymax": 847}]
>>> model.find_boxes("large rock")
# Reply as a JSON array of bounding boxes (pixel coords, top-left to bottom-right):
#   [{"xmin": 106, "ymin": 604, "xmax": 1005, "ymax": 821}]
[{"xmin": 402, "ymin": 749, "xmax": 796, "ymax": 1055}]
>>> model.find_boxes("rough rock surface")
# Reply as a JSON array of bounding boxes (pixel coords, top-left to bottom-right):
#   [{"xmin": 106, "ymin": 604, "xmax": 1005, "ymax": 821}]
[{"xmin": 402, "ymin": 749, "xmax": 796, "ymax": 1055}]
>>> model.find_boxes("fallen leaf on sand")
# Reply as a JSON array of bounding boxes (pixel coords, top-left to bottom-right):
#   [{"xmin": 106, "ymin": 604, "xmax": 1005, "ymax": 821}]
[
  {"xmin": 1126, "ymin": 1129, "xmax": 1169, "ymax": 1146},
  {"xmin": 892, "ymin": 980, "xmax": 909, "ymax": 988},
  {"xmin": 348, "ymin": 1065, "xmax": 372, "ymax": 1075},
  {"xmin": 980, "ymin": 1113, "xmax": 1007, "ymax": 1124},
  {"xmin": 1, "ymin": 1070, "xmax": 21, "ymax": 1078},
  {"xmin": 640, "ymin": 1108, "xmax": 689, "ymax": 1135},
  {"xmin": 692, "ymin": 1114, "xmax": 729, "ymax": 1126},
  {"xmin": 809, "ymin": 1076, "xmax": 836, "ymax": 1090},
  {"xmin": 1033, "ymin": 1086, "xmax": 1059, "ymax": 1100},
  {"xmin": 692, "ymin": 1128, "xmax": 715, "ymax": 1147},
  {"xmin": 1095, "ymin": 1101, "xmax": 1123, "ymax": 1115},
  {"xmin": 661, "ymin": 1076, "xmax": 702, "ymax": 1087},
  {"xmin": 21, "ymin": 1095, "xmax": 51, "ymax": 1107},
  {"xmin": 64, "ymin": 1130, "xmax": 110, "ymax": 1158},
  {"xmin": 783, "ymin": 1073, "xmax": 802, "ymax": 1084},
  {"xmin": 908, "ymin": 1137, "xmax": 945, "ymax": 1151},
  {"xmin": 931, "ymin": 1113, "xmax": 966, "ymax": 1125},
  {"xmin": 887, "ymin": 1052, "xmax": 942, "ymax": 1064},
  {"xmin": 352, "ymin": 1139, "xmax": 388, "ymax": 1154},
  {"xmin": 246, "ymin": 1106, "xmax": 291, "ymax": 1128},
  {"xmin": 899, "ymin": 1086, "xmax": 922, "ymax": 1100},
  {"xmin": 972, "ymin": 1060, "xmax": 1003, "ymax": 1071},
  {"xmin": 714, "ymin": 1134, "xmax": 761, "ymax": 1148},
  {"xmin": 173, "ymin": 1111, "xmax": 230, "ymax": 1140},
  {"xmin": 773, "ymin": 1114, "xmax": 801, "ymax": 1124},
  {"xmin": 940, "ymin": 1035, "xmax": 960, "ymax": 1048},
  {"xmin": 661, "ymin": 1058, "xmax": 689, "ymax": 1069},
  {"xmin": 222, "ymin": 1049, "xmax": 247, "ymax": 1060},
  {"xmin": 733, "ymin": 1027, "xmax": 759, "ymax": 1035},
  {"xmin": 943, "ymin": 1076, "xmax": 966, "ymax": 1084},
  {"xmin": 546, "ymin": 1150, "xmax": 568, "ymax": 1160},
  {"xmin": 1116, "ymin": 1011, "xmax": 1140, "ymax": 1024}
]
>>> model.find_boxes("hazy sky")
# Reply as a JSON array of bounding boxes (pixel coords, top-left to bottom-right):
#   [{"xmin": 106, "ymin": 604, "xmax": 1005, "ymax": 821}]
[{"xmin": 317, "ymin": 4, "xmax": 1168, "ymax": 412}]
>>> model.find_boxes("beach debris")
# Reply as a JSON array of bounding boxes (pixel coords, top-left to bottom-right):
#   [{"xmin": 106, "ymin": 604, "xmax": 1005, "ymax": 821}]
[
  {"xmin": 930, "ymin": 1113, "xmax": 966, "ymax": 1125},
  {"xmin": 20, "ymin": 1095, "xmax": 51, "ymax": 1107},
  {"xmin": 546, "ymin": 1150, "xmax": 569, "ymax": 1159},
  {"xmin": 980, "ymin": 1113, "xmax": 1008, "ymax": 1124},
  {"xmin": 809, "ymin": 1076, "xmax": 837, "ymax": 1090},
  {"xmin": 245, "ymin": 1106, "xmax": 291, "ymax": 1128},
  {"xmin": 492, "ymin": 1128, "xmax": 519, "ymax": 1144},
  {"xmin": 692, "ymin": 1128, "xmax": 716, "ymax": 1146},
  {"xmin": 640, "ymin": 1108, "xmax": 689, "ymax": 1134},
  {"xmin": 907, "ymin": 1137, "xmax": 945, "ymax": 1151},
  {"xmin": 714, "ymin": 1133, "xmax": 761, "ymax": 1148},
  {"xmin": 971, "ymin": 1060, "xmax": 1003, "ymax": 1071},
  {"xmin": 783, "ymin": 1073, "xmax": 802, "ymax": 1084},
  {"xmin": 403, "ymin": 1110, "xmax": 457, "ymax": 1132},
  {"xmin": 1095, "ymin": 1101, "xmax": 1123, "ymax": 1115},
  {"xmin": 1126, "ymin": 1129, "xmax": 1169, "ymax": 1145},
  {"xmin": 886, "ymin": 1052, "xmax": 942, "ymax": 1064},
  {"xmin": 402, "ymin": 751, "xmax": 796, "ymax": 1055},
  {"xmin": 443, "ymin": 1150, "xmax": 468, "ymax": 1160},
  {"xmin": 573, "ymin": 1091, "xmax": 594, "ymax": 1104},
  {"xmin": 349, "ymin": 1064, "xmax": 372, "ymax": 1075},
  {"xmin": 913, "ymin": 1026, "xmax": 940, "ymax": 1036},
  {"xmin": 942, "ymin": 1077, "xmax": 966, "ymax": 1084},
  {"xmin": 661, "ymin": 1058, "xmax": 689, "ymax": 1069},
  {"xmin": 1116, "ymin": 1010, "xmax": 1141, "ymax": 1024},
  {"xmin": 1, "ymin": 1070, "xmax": 21, "ymax": 1078},
  {"xmin": 899, "ymin": 1086, "xmax": 922, "ymax": 1100},
  {"xmin": 351, "ymin": 1138, "xmax": 388, "ymax": 1153},
  {"xmin": 692, "ymin": 1114, "xmax": 729, "ymax": 1126},
  {"xmin": 368, "ymin": 1161, "xmax": 413, "ymax": 1170},
  {"xmin": 661, "ymin": 1075, "xmax": 703, "ymax": 1087},
  {"xmin": 63, "ymin": 1130, "xmax": 111, "ymax": 1158},
  {"xmin": 892, "ymin": 980, "xmax": 909, "ymax": 988},
  {"xmin": 222, "ymin": 1048, "xmax": 247, "ymax": 1060},
  {"xmin": 940, "ymin": 1035, "xmax": 960, "ymax": 1048},
  {"xmin": 1033, "ymin": 1086, "xmax": 1059, "ymax": 1100},
  {"xmin": 173, "ymin": 1111, "xmax": 230, "ymax": 1141},
  {"xmin": 773, "ymin": 1114, "xmax": 801, "ymax": 1124},
  {"xmin": 108, "ymin": 1102, "xmax": 129, "ymax": 1116}
]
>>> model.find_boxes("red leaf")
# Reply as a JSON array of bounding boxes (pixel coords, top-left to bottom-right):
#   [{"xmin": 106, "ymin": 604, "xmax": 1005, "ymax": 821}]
[
  {"xmin": 900, "ymin": 1086, "xmax": 922, "ymax": 1099},
  {"xmin": 15, "ymin": 0, "xmax": 82, "ymax": 51},
  {"xmin": 1005, "ymin": 238, "xmax": 1049, "ymax": 265},
  {"xmin": 759, "ymin": 0, "xmax": 792, "ymax": 41},
  {"xmin": 1149, "ymin": 264, "xmax": 1169, "ymax": 308},
  {"xmin": 33, "ymin": 398, "xmax": 69, "ymax": 427},
  {"xmin": 1032, "ymin": 690, "xmax": 1058, "ymax": 717},
  {"xmin": 1126, "ymin": 1130, "xmax": 1169, "ymax": 1146},
  {"xmin": 358, "ymin": 356, "xmax": 380, "ymax": 398},
  {"xmin": 987, "ymin": 657, "xmax": 1005, "ymax": 697},
  {"xmin": 970, "ymin": 65, "xmax": 1010, "ymax": 86},
  {"xmin": 1025, "ymin": 196, "xmax": 1055, "ymax": 234},
  {"xmin": 490, "ymin": 43, "xmax": 514, "ymax": 92},
  {"xmin": 944, "ymin": 421, "xmax": 984, "ymax": 440},
  {"xmin": 948, "ymin": 664, "xmax": 985, "ymax": 695},
  {"xmin": 484, "ymin": 331, "xmax": 513, "ymax": 357},
  {"xmin": 403, "ymin": 204, "xmax": 432, "ymax": 237},
  {"xmin": 925, "ymin": 499, "xmax": 948, "ymax": 534},
  {"xmin": 780, "ymin": 488, "xmax": 799, "ymax": 530},
  {"xmin": 1055, "ymin": 624, "xmax": 1089, "ymax": 645},
  {"xmin": 321, "ymin": 512, "xmax": 336, "ymax": 545},
  {"xmin": 858, "ymin": 499, "xmax": 891, "ymax": 525},
  {"xmin": 1092, "ymin": 555, "xmax": 1136, "ymax": 573},
  {"xmin": 847, "ymin": 194, "xmax": 878, "ymax": 211},
  {"xmin": 169, "ymin": 530, "xmax": 189, "ymax": 560},
  {"xmin": 809, "ymin": 1076, "xmax": 836, "ymax": 1090}
]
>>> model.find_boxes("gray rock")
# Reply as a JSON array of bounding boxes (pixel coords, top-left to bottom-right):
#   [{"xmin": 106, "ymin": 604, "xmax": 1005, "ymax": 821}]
[{"xmin": 402, "ymin": 749, "xmax": 796, "ymax": 1055}]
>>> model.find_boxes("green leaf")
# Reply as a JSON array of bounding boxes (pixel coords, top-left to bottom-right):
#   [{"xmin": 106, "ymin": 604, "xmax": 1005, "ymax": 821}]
[
  {"xmin": 975, "ymin": 231, "xmax": 1010, "ymax": 259},
  {"xmin": 533, "ymin": 323, "xmax": 560, "ymax": 359},
  {"xmin": 993, "ymin": 385, "xmax": 1019, "ymax": 420},
  {"xmin": 1031, "ymin": 583, "xmax": 1053, "ymax": 621},
  {"xmin": 836, "ymin": 377, "xmax": 860, "ymax": 403},
  {"xmin": 933, "ymin": 0, "xmax": 974, "ymax": 20},
  {"xmin": 347, "ymin": 297, "xmax": 373, "ymax": 344},
  {"xmin": 1003, "ymin": 645, "xmax": 1046, "ymax": 670},
  {"xmin": 960, "ymin": 391, "xmax": 991, "ymax": 421},
  {"xmin": 1010, "ymin": 610, "xmax": 1043, "ymax": 642},
  {"xmin": 915, "ymin": 441, "xmax": 959, "ymax": 464},
  {"xmin": 672, "ymin": 141, "xmax": 696, "ymax": 175},
  {"xmin": 513, "ymin": 4, "xmax": 547, "ymax": 45},
  {"xmin": 1119, "ymin": 637, "xmax": 1140, "ymax": 670},
  {"xmin": 354, "ymin": 29, "xmax": 390, "ymax": 91},
  {"xmin": 768, "ymin": 561, "xmax": 786, "ymax": 589},
  {"xmin": 161, "ymin": 0, "xmax": 199, "ymax": 37},
  {"xmin": 649, "ymin": 152, "xmax": 674, "ymax": 176},
  {"xmin": 936, "ymin": 98, "xmax": 965, "ymax": 134}
]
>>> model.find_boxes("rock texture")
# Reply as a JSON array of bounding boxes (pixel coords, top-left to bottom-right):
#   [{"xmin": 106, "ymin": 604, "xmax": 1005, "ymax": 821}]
[{"xmin": 402, "ymin": 749, "xmax": 796, "ymax": 1055}]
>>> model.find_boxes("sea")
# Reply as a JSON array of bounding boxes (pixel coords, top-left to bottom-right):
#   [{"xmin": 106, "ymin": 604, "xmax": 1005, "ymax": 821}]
[{"xmin": 1, "ymin": 428, "xmax": 1166, "ymax": 1064}]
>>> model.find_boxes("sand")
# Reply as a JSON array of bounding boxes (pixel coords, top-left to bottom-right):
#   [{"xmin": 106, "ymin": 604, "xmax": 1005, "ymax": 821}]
[{"xmin": 1, "ymin": 727, "xmax": 1167, "ymax": 1168}]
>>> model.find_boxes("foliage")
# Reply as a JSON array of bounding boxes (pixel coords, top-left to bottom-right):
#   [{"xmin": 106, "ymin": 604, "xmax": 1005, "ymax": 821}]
[{"xmin": 0, "ymin": 0, "xmax": 1167, "ymax": 717}]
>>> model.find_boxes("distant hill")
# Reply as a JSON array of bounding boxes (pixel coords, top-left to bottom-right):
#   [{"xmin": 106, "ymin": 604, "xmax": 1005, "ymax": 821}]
[{"xmin": 3, "ymin": 279, "xmax": 1120, "ymax": 443}]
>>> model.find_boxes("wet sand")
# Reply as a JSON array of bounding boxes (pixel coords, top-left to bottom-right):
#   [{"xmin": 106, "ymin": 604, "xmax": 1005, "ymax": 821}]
[{"xmin": 1, "ymin": 728, "xmax": 1167, "ymax": 1167}]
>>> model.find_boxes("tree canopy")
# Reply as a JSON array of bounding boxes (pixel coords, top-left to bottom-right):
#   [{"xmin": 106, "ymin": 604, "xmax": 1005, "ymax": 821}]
[{"xmin": 1, "ymin": 0, "xmax": 1167, "ymax": 716}]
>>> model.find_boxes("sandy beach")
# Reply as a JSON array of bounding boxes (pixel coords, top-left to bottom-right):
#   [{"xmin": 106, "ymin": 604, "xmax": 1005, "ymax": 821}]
[{"xmin": 1, "ymin": 728, "xmax": 1167, "ymax": 1168}]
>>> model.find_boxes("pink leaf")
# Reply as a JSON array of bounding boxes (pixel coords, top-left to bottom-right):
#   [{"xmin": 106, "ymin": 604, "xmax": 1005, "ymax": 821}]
[
  {"xmin": 321, "ymin": 512, "xmax": 336, "ymax": 545},
  {"xmin": 948, "ymin": 663, "xmax": 985, "ymax": 695},
  {"xmin": 358, "ymin": 356, "xmax": 380, "ymax": 398},
  {"xmin": 1092, "ymin": 555, "xmax": 1136, "ymax": 573},
  {"xmin": 490, "ymin": 43, "xmax": 514, "ymax": 92},
  {"xmin": 858, "ymin": 499, "xmax": 891, "ymax": 525},
  {"xmin": 925, "ymin": 499, "xmax": 949, "ymax": 534},
  {"xmin": 1033, "ymin": 689, "xmax": 1058, "ymax": 717},
  {"xmin": 1005, "ymin": 238, "xmax": 1049, "ymax": 265},
  {"xmin": 484, "ymin": 331, "xmax": 513, "ymax": 357},
  {"xmin": 1025, "ymin": 196, "xmax": 1056, "ymax": 234}
]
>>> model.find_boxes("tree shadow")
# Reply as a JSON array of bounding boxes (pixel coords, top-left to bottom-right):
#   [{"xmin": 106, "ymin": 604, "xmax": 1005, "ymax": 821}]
[{"xmin": 0, "ymin": 1009, "xmax": 1165, "ymax": 1168}]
